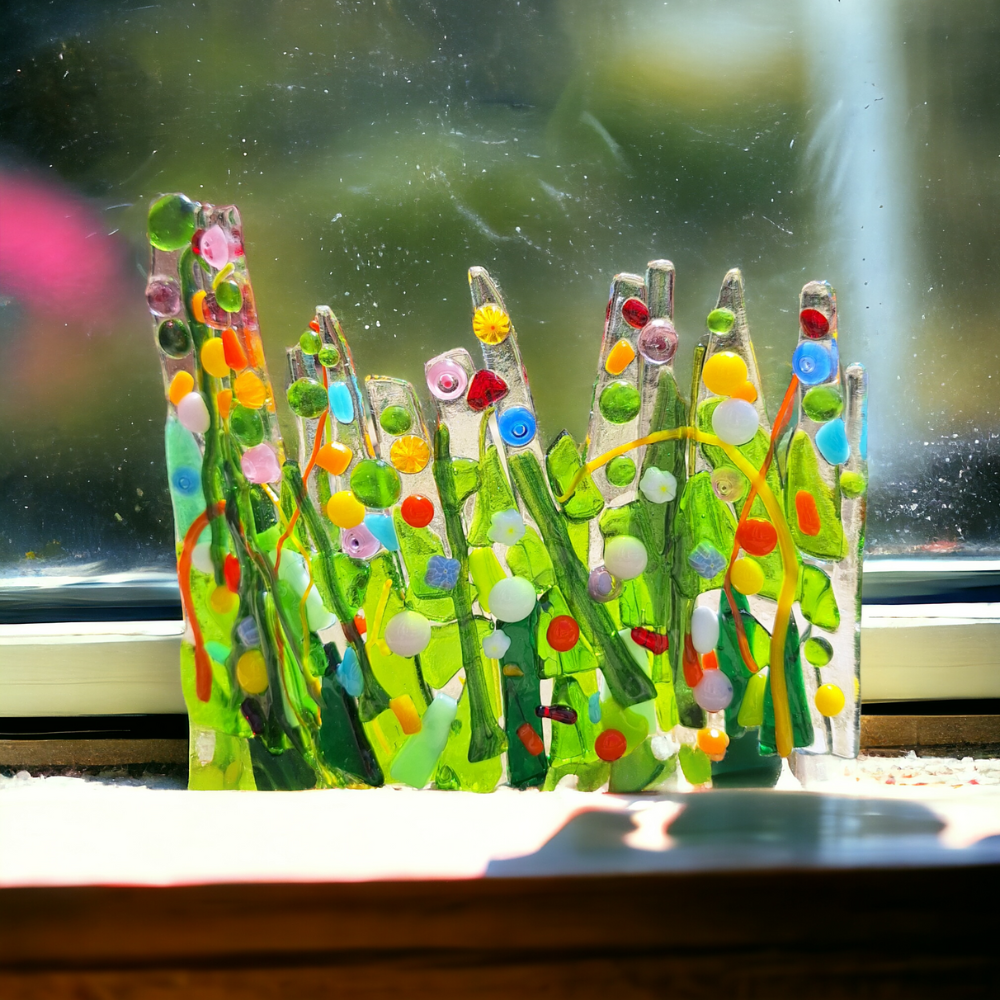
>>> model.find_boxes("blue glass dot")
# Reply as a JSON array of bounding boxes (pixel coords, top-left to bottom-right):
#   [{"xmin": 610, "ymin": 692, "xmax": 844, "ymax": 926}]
[
  {"xmin": 235, "ymin": 616, "xmax": 260, "ymax": 648},
  {"xmin": 328, "ymin": 382, "xmax": 355, "ymax": 424},
  {"xmin": 815, "ymin": 418, "xmax": 850, "ymax": 466},
  {"xmin": 364, "ymin": 512, "xmax": 399, "ymax": 552},
  {"xmin": 171, "ymin": 466, "xmax": 201, "ymax": 496},
  {"xmin": 792, "ymin": 342, "xmax": 833, "ymax": 386},
  {"xmin": 497, "ymin": 406, "xmax": 536, "ymax": 447}
]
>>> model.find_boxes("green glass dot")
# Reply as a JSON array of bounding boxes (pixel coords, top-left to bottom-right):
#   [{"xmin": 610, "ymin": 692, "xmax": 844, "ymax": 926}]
[
  {"xmin": 317, "ymin": 346, "xmax": 340, "ymax": 368},
  {"xmin": 606, "ymin": 455, "xmax": 637, "ymax": 487},
  {"xmin": 840, "ymin": 470, "xmax": 866, "ymax": 498},
  {"xmin": 598, "ymin": 381, "xmax": 641, "ymax": 424},
  {"xmin": 148, "ymin": 193, "xmax": 197, "ymax": 251},
  {"xmin": 379, "ymin": 405, "xmax": 412, "ymax": 436},
  {"xmin": 299, "ymin": 331, "xmax": 322, "ymax": 355},
  {"xmin": 804, "ymin": 636, "xmax": 834, "ymax": 667},
  {"xmin": 230, "ymin": 404, "xmax": 264, "ymax": 446},
  {"xmin": 802, "ymin": 385, "xmax": 844, "ymax": 422},
  {"xmin": 215, "ymin": 280, "xmax": 243, "ymax": 313},
  {"xmin": 707, "ymin": 308, "xmax": 735, "ymax": 335},
  {"xmin": 286, "ymin": 378, "xmax": 328, "ymax": 418},
  {"xmin": 350, "ymin": 459, "xmax": 401, "ymax": 509},
  {"xmin": 157, "ymin": 319, "xmax": 192, "ymax": 359}
]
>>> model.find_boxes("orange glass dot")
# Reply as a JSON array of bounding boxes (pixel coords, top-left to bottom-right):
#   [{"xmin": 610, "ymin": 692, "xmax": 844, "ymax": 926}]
[
  {"xmin": 390, "ymin": 695, "xmax": 422, "ymax": 735},
  {"xmin": 217, "ymin": 388, "xmax": 233, "ymax": 421},
  {"xmin": 401, "ymin": 494, "xmax": 434, "ymax": 528},
  {"xmin": 702, "ymin": 649, "xmax": 719, "ymax": 671},
  {"xmin": 168, "ymin": 370, "xmax": 194, "ymax": 406},
  {"xmin": 233, "ymin": 370, "xmax": 267, "ymax": 409},
  {"xmin": 604, "ymin": 338, "xmax": 637, "ymax": 376},
  {"xmin": 516, "ymin": 722, "xmax": 545, "ymax": 756},
  {"xmin": 731, "ymin": 380, "xmax": 758, "ymax": 403},
  {"xmin": 697, "ymin": 726, "xmax": 730, "ymax": 760},
  {"xmin": 315, "ymin": 441, "xmax": 353, "ymax": 477},
  {"xmin": 190, "ymin": 289, "xmax": 207, "ymax": 324},
  {"xmin": 209, "ymin": 584, "xmax": 239, "ymax": 617},
  {"xmin": 795, "ymin": 490, "xmax": 822, "ymax": 536},
  {"xmin": 389, "ymin": 435, "xmax": 431, "ymax": 474},
  {"xmin": 222, "ymin": 327, "xmax": 248, "ymax": 370},
  {"xmin": 683, "ymin": 633, "xmax": 703, "ymax": 688}
]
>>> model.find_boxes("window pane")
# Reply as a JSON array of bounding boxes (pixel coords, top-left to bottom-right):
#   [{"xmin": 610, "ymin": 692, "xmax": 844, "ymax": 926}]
[{"xmin": 1, "ymin": 0, "xmax": 997, "ymax": 590}]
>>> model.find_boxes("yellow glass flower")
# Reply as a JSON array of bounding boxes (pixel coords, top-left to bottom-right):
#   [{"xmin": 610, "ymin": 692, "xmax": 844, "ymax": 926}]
[
  {"xmin": 472, "ymin": 303, "xmax": 510, "ymax": 345},
  {"xmin": 389, "ymin": 435, "xmax": 431, "ymax": 474}
]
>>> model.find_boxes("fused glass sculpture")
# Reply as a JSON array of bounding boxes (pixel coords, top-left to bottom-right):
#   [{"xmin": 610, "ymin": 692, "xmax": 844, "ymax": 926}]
[{"xmin": 146, "ymin": 195, "xmax": 867, "ymax": 791}]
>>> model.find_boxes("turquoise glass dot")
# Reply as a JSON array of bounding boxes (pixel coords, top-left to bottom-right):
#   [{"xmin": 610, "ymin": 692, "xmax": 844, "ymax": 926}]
[
  {"xmin": 328, "ymin": 382, "xmax": 355, "ymax": 423},
  {"xmin": 792, "ymin": 341, "xmax": 833, "ymax": 386},
  {"xmin": 815, "ymin": 418, "xmax": 850, "ymax": 466},
  {"xmin": 497, "ymin": 406, "xmax": 536, "ymax": 447}
]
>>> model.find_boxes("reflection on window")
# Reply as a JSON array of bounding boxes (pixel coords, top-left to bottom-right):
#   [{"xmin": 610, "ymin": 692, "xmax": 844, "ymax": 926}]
[{"xmin": 1, "ymin": 0, "xmax": 998, "ymax": 593}]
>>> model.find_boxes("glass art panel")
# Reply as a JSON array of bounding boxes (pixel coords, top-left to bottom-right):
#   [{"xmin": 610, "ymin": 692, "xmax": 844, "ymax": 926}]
[{"xmin": 146, "ymin": 195, "xmax": 868, "ymax": 791}]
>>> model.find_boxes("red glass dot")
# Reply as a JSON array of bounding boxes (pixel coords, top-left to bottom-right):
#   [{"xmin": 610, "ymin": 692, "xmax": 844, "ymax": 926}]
[
  {"xmin": 595, "ymin": 728, "xmax": 627, "ymax": 762},
  {"xmin": 799, "ymin": 308, "xmax": 830, "ymax": 339},
  {"xmin": 516, "ymin": 722, "xmax": 545, "ymax": 756},
  {"xmin": 621, "ymin": 297, "xmax": 650, "ymax": 329},
  {"xmin": 223, "ymin": 554, "xmax": 241, "ymax": 593},
  {"xmin": 546, "ymin": 615, "xmax": 580, "ymax": 652},
  {"xmin": 401, "ymin": 494, "xmax": 434, "ymax": 528},
  {"xmin": 466, "ymin": 368, "xmax": 509, "ymax": 412},
  {"xmin": 736, "ymin": 517, "xmax": 778, "ymax": 556},
  {"xmin": 309, "ymin": 319, "xmax": 321, "ymax": 333},
  {"xmin": 353, "ymin": 611, "xmax": 367, "ymax": 637},
  {"xmin": 190, "ymin": 228, "xmax": 205, "ymax": 254},
  {"xmin": 630, "ymin": 626, "xmax": 669, "ymax": 655}
]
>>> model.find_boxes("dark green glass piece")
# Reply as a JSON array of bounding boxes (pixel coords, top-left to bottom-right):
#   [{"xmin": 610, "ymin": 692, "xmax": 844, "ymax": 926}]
[
  {"xmin": 499, "ymin": 608, "xmax": 548, "ymax": 789},
  {"xmin": 157, "ymin": 319, "xmax": 192, "ymax": 358}
]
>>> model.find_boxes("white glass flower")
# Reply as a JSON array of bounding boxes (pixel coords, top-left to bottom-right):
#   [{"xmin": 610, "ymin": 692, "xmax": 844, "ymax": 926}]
[
  {"xmin": 482, "ymin": 628, "xmax": 512, "ymax": 659},
  {"xmin": 639, "ymin": 467, "xmax": 678, "ymax": 504},
  {"xmin": 487, "ymin": 507, "xmax": 525, "ymax": 545}
]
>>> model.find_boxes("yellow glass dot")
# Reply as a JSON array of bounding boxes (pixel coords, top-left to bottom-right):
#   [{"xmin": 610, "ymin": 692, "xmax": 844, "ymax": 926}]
[
  {"xmin": 168, "ymin": 369, "xmax": 194, "ymax": 406},
  {"xmin": 815, "ymin": 683, "xmax": 845, "ymax": 717},
  {"xmin": 389, "ymin": 435, "xmax": 430, "ymax": 474},
  {"xmin": 472, "ymin": 303, "xmax": 510, "ymax": 345},
  {"xmin": 605, "ymin": 338, "xmax": 637, "ymax": 376},
  {"xmin": 702, "ymin": 351, "xmax": 749, "ymax": 397},
  {"xmin": 190, "ymin": 289, "xmax": 207, "ymax": 324},
  {"xmin": 233, "ymin": 370, "xmax": 267, "ymax": 409},
  {"xmin": 200, "ymin": 338, "xmax": 230, "ymax": 378},
  {"xmin": 390, "ymin": 694, "xmax": 422, "ymax": 735},
  {"xmin": 209, "ymin": 584, "xmax": 239, "ymax": 617},
  {"xmin": 237, "ymin": 649, "xmax": 269, "ymax": 695},
  {"xmin": 730, "ymin": 557, "xmax": 764, "ymax": 595},
  {"xmin": 326, "ymin": 490, "xmax": 366, "ymax": 528}
]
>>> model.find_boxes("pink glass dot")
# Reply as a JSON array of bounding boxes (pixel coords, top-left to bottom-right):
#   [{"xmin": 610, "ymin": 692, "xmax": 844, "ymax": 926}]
[
  {"xmin": 426, "ymin": 358, "xmax": 468, "ymax": 401},
  {"xmin": 637, "ymin": 318, "xmax": 678, "ymax": 365},
  {"xmin": 340, "ymin": 523, "xmax": 381, "ymax": 560},
  {"xmin": 199, "ymin": 225, "xmax": 230, "ymax": 269},
  {"xmin": 146, "ymin": 277, "xmax": 181, "ymax": 317},
  {"xmin": 240, "ymin": 442, "xmax": 281, "ymax": 484}
]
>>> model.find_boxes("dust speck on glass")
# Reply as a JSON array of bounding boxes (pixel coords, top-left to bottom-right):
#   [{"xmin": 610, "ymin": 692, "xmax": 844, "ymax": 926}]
[{"xmin": 0, "ymin": 0, "xmax": 996, "ymax": 596}]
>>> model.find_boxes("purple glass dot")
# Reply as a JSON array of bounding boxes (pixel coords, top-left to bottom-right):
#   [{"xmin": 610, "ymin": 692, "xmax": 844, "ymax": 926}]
[
  {"xmin": 340, "ymin": 523, "xmax": 381, "ymax": 560},
  {"xmin": 693, "ymin": 669, "xmax": 734, "ymax": 712},
  {"xmin": 425, "ymin": 358, "xmax": 468, "ymax": 401},
  {"xmin": 146, "ymin": 277, "xmax": 181, "ymax": 317},
  {"xmin": 637, "ymin": 318, "xmax": 678, "ymax": 365},
  {"xmin": 199, "ymin": 225, "xmax": 231, "ymax": 269},
  {"xmin": 587, "ymin": 565, "xmax": 621, "ymax": 603}
]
